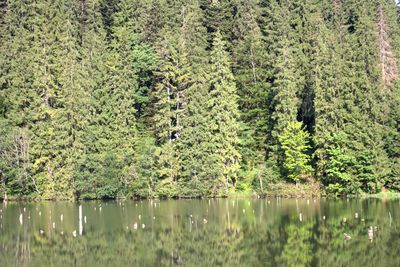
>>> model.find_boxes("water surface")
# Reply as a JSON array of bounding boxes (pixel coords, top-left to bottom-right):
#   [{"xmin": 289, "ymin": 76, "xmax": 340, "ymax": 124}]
[{"xmin": 1, "ymin": 198, "xmax": 399, "ymax": 266}]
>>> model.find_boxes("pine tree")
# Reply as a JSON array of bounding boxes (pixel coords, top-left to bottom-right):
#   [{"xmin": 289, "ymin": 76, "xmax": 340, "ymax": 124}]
[
  {"xmin": 176, "ymin": 0, "xmax": 212, "ymax": 196},
  {"xmin": 264, "ymin": 0, "xmax": 304, "ymax": 176},
  {"xmin": 208, "ymin": 31, "xmax": 241, "ymax": 195},
  {"xmin": 1, "ymin": 0, "xmax": 39, "ymax": 196},
  {"xmin": 324, "ymin": 133, "xmax": 356, "ymax": 195},
  {"xmin": 278, "ymin": 121, "xmax": 313, "ymax": 183},
  {"xmin": 98, "ymin": 0, "xmax": 155, "ymax": 198},
  {"xmin": 199, "ymin": 0, "xmax": 236, "ymax": 48},
  {"xmin": 150, "ymin": 33, "xmax": 183, "ymax": 193},
  {"xmin": 231, "ymin": 0, "xmax": 269, "ymax": 185},
  {"xmin": 48, "ymin": 0, "xmax": 88, "ymax": 199},
  {"xmin": 310, "ymin": 0, "xmax": 354, "ymax": 182},
  {"xmin": 342, "ymin": 0, "xmax": 390, "ymax": 192},
  {"xmin": 74, "ymin": 0, "xmax": 111, "ymax": 199},
  {"xmin": 150, "ymin": 1, "xmax": 210, "ymax": 196}
]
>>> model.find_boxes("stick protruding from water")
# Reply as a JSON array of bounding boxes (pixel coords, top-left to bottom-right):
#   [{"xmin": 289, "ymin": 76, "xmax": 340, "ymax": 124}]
[{"xmin": 79, "ymin": 205, "xmax": 83, "ymax": 236}]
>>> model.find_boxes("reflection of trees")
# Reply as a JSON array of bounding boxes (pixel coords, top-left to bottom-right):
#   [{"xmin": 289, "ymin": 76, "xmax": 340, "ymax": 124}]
[
  {"xmin": 12, "ymin": 221, "xmax": 32, "ymax": 267},
  {"xmin": 1, "ymin": 199, "xmax": 400, "ymax": 266},
  {"xmin": 278, "ymin": 220, "xmax": 313, "ymax": 267},
  {"xmin": 155, "ymin": 225, "xmax": 244, "ymax": 266},
  {"xmin": 314, "ymin": 199, "xmax": 400, "ymax": 267}
]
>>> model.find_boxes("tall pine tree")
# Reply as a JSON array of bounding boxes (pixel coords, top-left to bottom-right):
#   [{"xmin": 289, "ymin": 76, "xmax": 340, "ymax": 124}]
[{"xmin": 208, "ymin": 31, "xmax": 241, "ymax": 195}]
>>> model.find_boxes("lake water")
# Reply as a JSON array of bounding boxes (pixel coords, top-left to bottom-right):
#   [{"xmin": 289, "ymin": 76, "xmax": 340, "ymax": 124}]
[{"xmin": 0, "ymin": 198, "xmax": 399, "ymax": 267}]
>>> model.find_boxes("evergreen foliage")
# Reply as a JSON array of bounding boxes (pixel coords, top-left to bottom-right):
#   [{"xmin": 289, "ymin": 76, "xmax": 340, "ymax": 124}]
[
  {"xmin": 208, "ymin": 31, "xmax": 241, "ymax": 195},
  {"xmin": 0, "ymin": 0, "xmax": 399, "ymax": 199},
  {"xmin": 278, "ymin": 121, "xmax": 313, "ymax": 183}
]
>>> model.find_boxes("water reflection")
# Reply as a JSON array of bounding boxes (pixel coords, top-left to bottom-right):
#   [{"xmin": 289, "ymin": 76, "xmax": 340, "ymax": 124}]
[{"xmin": 0, "ymin": 199, "xmax": 399, "ymax": 267}]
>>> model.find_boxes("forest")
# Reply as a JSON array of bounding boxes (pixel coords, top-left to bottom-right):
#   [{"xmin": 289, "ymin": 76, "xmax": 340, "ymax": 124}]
[{"xmin": 0, "ymin": 0, "xmax": 399, "ymax": 200}]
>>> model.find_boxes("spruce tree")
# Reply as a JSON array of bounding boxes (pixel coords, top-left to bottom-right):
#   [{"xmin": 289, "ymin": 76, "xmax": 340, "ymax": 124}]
[
  {"xmin": 1, "ymin": 0, "xmax": 400, "ymax": 198},
  {"xmin": 278, "ymin": 121, "xmax": 313, "ymax": 183},
  {"xmin": 265, "ymin": 0, "xmax": 304, "ymax": 176},
  {"xmin": 343, "ymin": 0, "xmax": 390, "ymax": 192},
  {"xmin": 151, "ymin": 1, "xmax": 209, "ymax": 196},
  {"xmin": 376, "ymin": 0, "xmax": 400, "ymax": 190},
  {"xmin": 324, "ymin": 133, "xmax": 357, "ymax": 195},
  {"xmin": 1, "ymin": 0, "xmax": 37, "ymax": 196},
  {"xmin": 232, "ymin": 0, "xmax": 269, "ymax": 187},
  {"xmin": 74, "ymin": 0, "xmax": 111, "ymax": 199},
  {"xmin": 49, "ymin": 0, "xmax": 87, "ymax": 199},
  {"xmin": 2, "ymin": 0, "xmax": 92, "ymax": 199},
  {"xmin": 208, "ymin": 31, "xmax": 241, "ymax": 195},
  {"xmin": 176, "ymin": 0, "xmax": 211, "ymax": 195},
  {"xmin": 311, "ymin": 1, "xmax": 351, "ymax": 180},
  {"xmin": 99, "ymin": 0, "xmax": 155, "ymax": 198},
  {"xmin": 150, "ymin": 33, "xmax": 182, "ymax": 193},
  {"xmin": 200, "ymin": 0, "xmax": 236, "ymax": 48}
]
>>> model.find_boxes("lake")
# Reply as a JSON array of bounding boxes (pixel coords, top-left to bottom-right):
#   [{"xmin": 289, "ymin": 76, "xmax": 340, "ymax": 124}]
[{"xmin": 0, "ymin": 198, "xmax": 399, "ymax": 267}]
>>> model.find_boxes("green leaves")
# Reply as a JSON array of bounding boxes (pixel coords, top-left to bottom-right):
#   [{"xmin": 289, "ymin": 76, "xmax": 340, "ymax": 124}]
[
  {"xmin": 324, "ymin": 133, "xmax": 357, "ymax": 195},
  {"xmin": 1, "ymin": 0, "xmax": 399, "ymax": 199},
  {"xmin": 278, "ymin": 121, "xmax": 313, "ymax": 183},
  {"xmin": 208, "ymin": 31, "xmax": 241, "ymax": 195}
]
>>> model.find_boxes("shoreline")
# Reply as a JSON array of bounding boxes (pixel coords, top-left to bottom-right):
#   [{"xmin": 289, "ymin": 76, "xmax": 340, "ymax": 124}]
[{"xmin": 2, "ymin": 190, "xmax": 400, "ymax": 202}]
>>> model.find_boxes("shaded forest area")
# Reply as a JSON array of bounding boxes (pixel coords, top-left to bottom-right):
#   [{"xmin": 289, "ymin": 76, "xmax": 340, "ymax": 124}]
[{"xmin": 0, "ymin": 0, "xmax": 399, "ymax": 199}]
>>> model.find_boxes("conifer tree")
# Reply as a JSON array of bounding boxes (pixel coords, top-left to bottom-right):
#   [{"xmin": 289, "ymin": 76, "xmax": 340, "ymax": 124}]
[
  {"xmin": 278, "ymin": 121, "xmax": 313, "ymax": 183},
  {"xmin": 1, "ymin": 0, "xmax": 83, "ymax": 198},
  {"xmin": 1, "ymin": 0, "xmax": 37, "ymax": 196},
  {"xmin": 232, "ymin": 0, "xmax": 269, "ymax": 180},
  {"xmin": 150, "ymin": 33, "xmax": 183, "ymax": 192},
  {"xmin": 176, "ymin": 0, "xmax": 212, "ymax": 195},
  {"xmin": 208, "ymin": 31, "xmax": 241, "ymax": 195},
  {"xmin": 343, "ymin": 0, "xmax": 390, "ymax": 192},
  {"xmin": 376, "ymin": 0, "xmax": 400, "ymax": 190},
  {"xmin": 324, "ymin": 133, "xmax": 356, "ymax": 195},
  {"xmin": 311, "ymin": 1, "xmax": 351, "ymax": 179},
  {"xmin": 151, "ymin": 1, "xmax": 209, "ymax": 196},
  {"xmin": 1, "ymin": 0, "xmax": 400, "ymax": 198},
  {"xmin": 48, "ymin": 0, "xmax": 87, "ymax": 199},
  {"xmin": 200, "ymin": 0, "xmax": 236, "ymax": 47},
  {"xmin": 130, "ymin": 0, "xmax": 167, "ymax": 44},
  {"xmin": 265, "ymin": 0, "xmax": 304, "ymax": 175},
  {"xmin": 99, "ymin": 0, "xmax": 154, "ymax": 198},
  {"xmin": 74, "ymin": 0, "xmax": 111, "ymax": 198}
]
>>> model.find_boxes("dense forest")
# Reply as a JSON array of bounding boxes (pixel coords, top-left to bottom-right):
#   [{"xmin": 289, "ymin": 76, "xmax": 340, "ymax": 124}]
[{"xmin": 0, "ymin": 0, "xmax": 399, "ymax": 200}]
